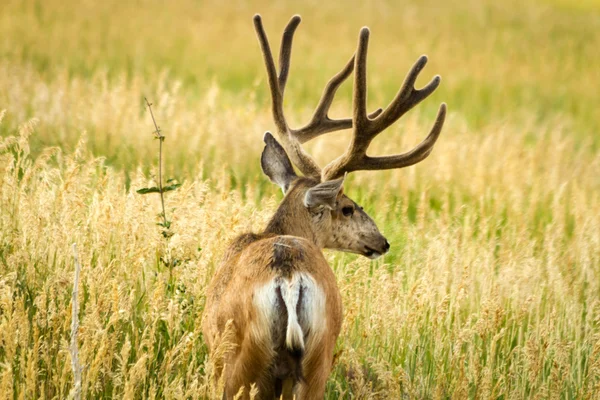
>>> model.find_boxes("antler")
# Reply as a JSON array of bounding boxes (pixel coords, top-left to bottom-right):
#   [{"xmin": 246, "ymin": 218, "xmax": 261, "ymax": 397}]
[
  {"xmin": 254, "ymin": 14, "xmax": 373, "ymax": 179},
  {"xmin": 253, "ymin": 15, "xmax": 446, "ymax": 182},
  {"xmin": 321, "ymin": 28, "xmax": 447, "ymax": 181}
]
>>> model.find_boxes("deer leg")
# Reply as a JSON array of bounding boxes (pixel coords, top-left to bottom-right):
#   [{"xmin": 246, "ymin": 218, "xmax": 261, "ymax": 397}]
[
  {"xmin": 224, "ymin": 336, "xmax": 275, "ymax": 400},
  {"xmin": 296, "ymin": 341, "xmax": 334, "ymax": 400}
]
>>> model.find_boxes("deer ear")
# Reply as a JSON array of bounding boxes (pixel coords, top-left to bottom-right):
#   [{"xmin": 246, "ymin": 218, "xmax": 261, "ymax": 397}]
[
  {"xmin": 261, "ymin": 132, "xmax": 298, "ymax": 193},
  {"xmin": 303, "ymin": 176, "xmax": 345, "ymax": 210}
]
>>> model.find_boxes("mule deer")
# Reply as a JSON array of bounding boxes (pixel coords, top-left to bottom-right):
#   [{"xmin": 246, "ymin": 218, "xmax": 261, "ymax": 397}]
[{"xmin": 202, "ymin": 14, "xmax": 446, "ymax": 399}]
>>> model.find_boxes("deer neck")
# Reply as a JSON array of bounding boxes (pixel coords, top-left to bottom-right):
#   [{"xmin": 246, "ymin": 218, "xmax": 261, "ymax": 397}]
[{"xmin": 262, "ymin": 181, "xmax": 324, "ymax": 248}]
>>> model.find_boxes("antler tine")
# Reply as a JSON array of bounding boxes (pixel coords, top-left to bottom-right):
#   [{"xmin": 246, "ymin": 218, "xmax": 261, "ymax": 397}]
[
  {"xmin": 294, "ymin": 54, "xmax": 384, "ymax": 143},
  {"xmin": 360, "ymin": 103, "xmax": 446, "ymax": 170},
  {"xmin": 374, "ymin": 55, "xmax": 441, "ymax": 131},
  {"xmin": 321, "ymin": 27, "xmax": 446, "ymax": 181},
  {"xmin": 278, "ymin": 15, "xmax": 301, "ymax": 95},
  {"xmin": 293, "ymin": 55, "xmax": 354, "ymax": 142},
  {"xmin": 353, "ymin": 28, "xmax": 371, "ymax": 135},
  {"xmin": 253, "ymin": 14, "xmax": 287, "ymax": 134}
]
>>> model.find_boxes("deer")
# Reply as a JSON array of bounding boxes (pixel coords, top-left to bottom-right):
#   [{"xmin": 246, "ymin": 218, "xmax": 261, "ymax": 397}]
[{"xmin": 201, "ymin": 14, "xmax": 446, "ymax": 399}]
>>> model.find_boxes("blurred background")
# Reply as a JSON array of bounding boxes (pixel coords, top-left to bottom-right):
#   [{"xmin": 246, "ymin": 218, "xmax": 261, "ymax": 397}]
[
  {"xmin": 1, "ymin": 0, "xmax": 599, "ymax": 398},
  {"xmin": 2, "ymin": 0, "xmax": 599, "ymax": 179}
]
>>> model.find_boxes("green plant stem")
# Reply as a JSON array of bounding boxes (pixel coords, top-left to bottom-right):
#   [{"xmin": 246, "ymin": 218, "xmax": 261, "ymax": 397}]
[{"xmin": 144, "ymin": 97, "xmax": 168, "ymax": 228}]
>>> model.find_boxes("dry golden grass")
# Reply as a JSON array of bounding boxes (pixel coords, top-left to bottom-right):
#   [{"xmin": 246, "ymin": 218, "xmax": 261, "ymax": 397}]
[{"xmin": 1, "ymin": 0, "xmax": 600, "ymax": 398}]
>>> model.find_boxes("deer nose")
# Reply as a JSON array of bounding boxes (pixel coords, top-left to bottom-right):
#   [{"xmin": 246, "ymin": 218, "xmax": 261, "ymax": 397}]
[{"xmin": 383, "ymin": 239, "xmax": 390, "ymax": 252}]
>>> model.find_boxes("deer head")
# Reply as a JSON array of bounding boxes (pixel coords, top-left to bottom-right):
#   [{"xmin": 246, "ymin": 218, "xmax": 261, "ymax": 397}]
[{"xmin": 255, "ymin": 14, "xmax": 446, "ymax": 259}]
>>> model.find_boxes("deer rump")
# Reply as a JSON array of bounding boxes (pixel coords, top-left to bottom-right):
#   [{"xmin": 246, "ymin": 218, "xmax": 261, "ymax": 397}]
[{"xmin": 253, "ymin": 270, "xmax": 327, "ymax": 396}]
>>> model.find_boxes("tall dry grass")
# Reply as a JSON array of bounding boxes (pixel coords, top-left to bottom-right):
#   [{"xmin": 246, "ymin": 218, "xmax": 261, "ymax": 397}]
[{"xmin": 1, "ymin": 0, "xmax": 600, "ymax": 398}]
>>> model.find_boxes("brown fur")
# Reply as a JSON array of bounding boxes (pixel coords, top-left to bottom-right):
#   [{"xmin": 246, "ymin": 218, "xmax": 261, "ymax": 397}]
[
  {"xmin": 203, "ymin": 176, "xmax": 389, "ymax": 399},
  {"xmin": 204, "ymin": 12, "xmax": 443, "ymax": 397},
  {"xmin": 202, "ymin": 179, "xmax": 347, "ymax": 399},
  {"xmin": 203, "ymin": 237, "xmax": 342, "ymax": 399}
]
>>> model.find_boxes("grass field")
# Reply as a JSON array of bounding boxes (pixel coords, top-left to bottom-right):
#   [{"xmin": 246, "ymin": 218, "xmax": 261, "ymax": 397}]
[{"xmin": 1, "ymin": 0, "xmax": 600, "ymax": 398}]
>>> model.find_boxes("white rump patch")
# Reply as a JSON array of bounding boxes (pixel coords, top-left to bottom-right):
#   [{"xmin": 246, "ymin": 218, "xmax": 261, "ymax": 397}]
[
  {"xmin": 294, "ymin": 272, "xmax": 327, "ymax": 341},
  {"xmin": 252, "ymin": 272, "xmax": 327, "ymax": 352}
]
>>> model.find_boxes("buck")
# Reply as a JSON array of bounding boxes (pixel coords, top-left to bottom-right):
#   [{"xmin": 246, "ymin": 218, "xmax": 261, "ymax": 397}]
[{"xmin": 202, "ymin": 14, "xmax": 446, "ymax": 399}]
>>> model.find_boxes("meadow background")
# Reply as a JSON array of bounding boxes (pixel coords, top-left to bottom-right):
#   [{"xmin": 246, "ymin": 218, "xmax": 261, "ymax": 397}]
[{"xmin": 1, "ymin": 0, "xmax": 600, "ymax": 398}]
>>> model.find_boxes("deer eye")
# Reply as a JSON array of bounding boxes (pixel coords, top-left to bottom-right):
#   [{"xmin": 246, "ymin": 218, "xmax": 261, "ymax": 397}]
[{"xmin": 342, "ymin": 206, "xmax": 354, "ymax": 217}]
